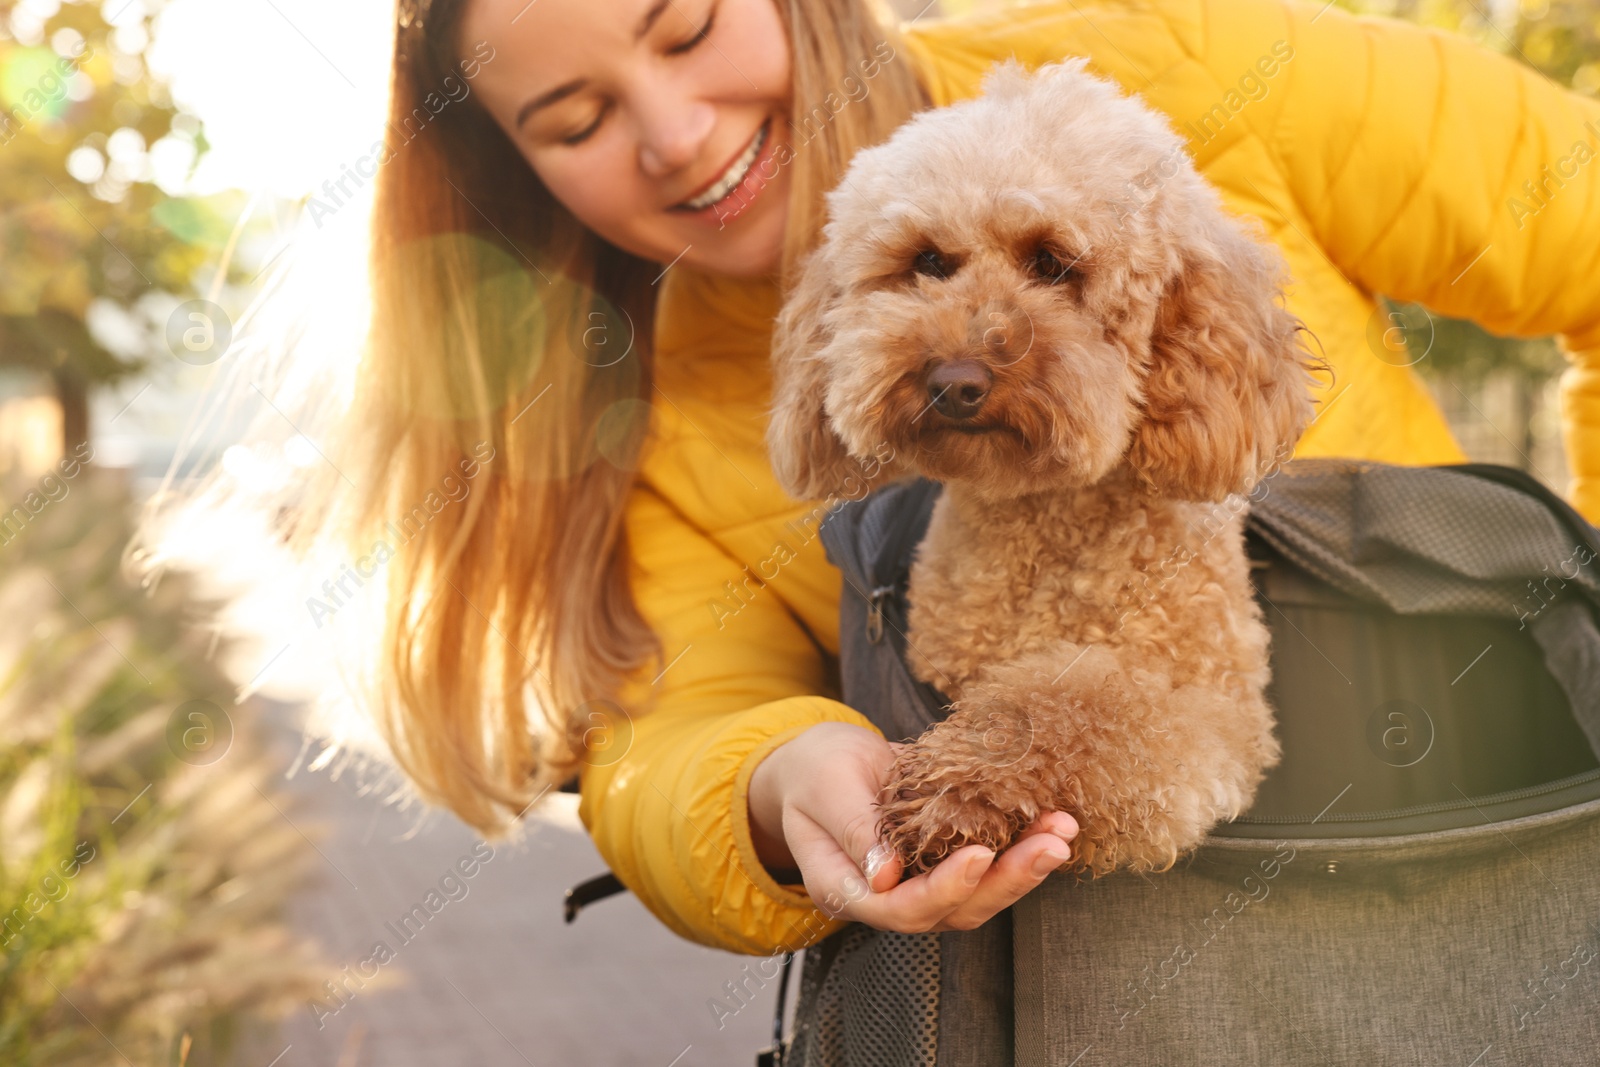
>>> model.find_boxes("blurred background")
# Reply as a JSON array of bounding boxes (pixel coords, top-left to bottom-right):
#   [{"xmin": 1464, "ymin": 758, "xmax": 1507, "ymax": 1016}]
[{"xmin": 0, "ymin": 0, "xmax": 1593, "ymax": 1063}]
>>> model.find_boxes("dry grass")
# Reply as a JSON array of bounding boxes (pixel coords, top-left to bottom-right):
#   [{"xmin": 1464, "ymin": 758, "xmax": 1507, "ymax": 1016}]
[{"xmin": 0, "ymin": 468, "xmax": 331, "ymax": 1066}]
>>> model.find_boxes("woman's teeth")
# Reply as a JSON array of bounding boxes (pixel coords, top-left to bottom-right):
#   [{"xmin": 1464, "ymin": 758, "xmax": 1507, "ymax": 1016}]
[{"xmin": 680, "ymin": 121, "xmax": 769, "ymax": 211}]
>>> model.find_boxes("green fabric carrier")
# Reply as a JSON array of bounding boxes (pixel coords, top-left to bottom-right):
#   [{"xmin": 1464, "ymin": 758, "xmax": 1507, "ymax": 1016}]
[{"xmin": 785, "ymin": 458, "xmax": 1600, "ymax": 1067}]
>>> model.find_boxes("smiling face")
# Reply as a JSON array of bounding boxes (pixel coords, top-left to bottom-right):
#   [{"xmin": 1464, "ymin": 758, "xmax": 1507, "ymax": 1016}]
[{"xmin": 457, "ymin": 0, "xmax": 794, "ymax": 277}]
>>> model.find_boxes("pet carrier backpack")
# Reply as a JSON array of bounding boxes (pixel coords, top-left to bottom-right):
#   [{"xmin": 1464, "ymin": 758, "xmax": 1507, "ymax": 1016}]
[{"xmin": 776, "ymin": 458, "xmax": 1600, "ymax": 1067}]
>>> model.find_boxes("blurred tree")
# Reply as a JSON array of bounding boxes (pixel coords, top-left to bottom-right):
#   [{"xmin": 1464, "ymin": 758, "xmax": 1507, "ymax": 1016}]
[
  {"xmin": 1368, "ymin": 0, "xmax": 1600, "ymax": 91},
  {"xmin": 0, "ymin": 0, "xmax": 240, "ymax": 456}
]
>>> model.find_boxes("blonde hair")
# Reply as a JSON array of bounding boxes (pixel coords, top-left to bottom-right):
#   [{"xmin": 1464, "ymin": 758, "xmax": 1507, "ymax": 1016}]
[{"xmin": 137, "ymin": 0, "xmax": 931, "ymax": 836}]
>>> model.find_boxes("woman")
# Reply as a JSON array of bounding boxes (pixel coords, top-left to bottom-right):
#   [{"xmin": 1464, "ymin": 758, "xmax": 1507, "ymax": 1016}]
[{"xmin": 272, "ymin": 0, "xmax": 1600, "ymax": 959}]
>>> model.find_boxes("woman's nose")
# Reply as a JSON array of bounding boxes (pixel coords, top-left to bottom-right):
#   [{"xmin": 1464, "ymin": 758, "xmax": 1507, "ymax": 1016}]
[{"xmin": 635, "ymin": 96, "xmax": 716, "ymax": 179}]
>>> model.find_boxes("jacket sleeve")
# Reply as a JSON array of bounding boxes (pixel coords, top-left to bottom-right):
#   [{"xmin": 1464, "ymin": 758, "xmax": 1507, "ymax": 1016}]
[
  {"xmin": 1237, "ymin": 0, "xmax": 1600, "ymax": 517},
  {"xmin": 576, "ymin": 481, "xmax": 882, "ymax": 955}
]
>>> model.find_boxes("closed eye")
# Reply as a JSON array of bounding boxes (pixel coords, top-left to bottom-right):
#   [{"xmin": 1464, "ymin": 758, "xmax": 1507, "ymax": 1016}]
[
  {"xmin": 560, "ymin": 4, "xmax": 716, "ymax": 145},
  {"xmin": 561, "ymin": 102, "xmax": 611, "ymax": 146},
  {"xmin": 666, "ymin": 5, "xmax": 716, "ymax": 55}
]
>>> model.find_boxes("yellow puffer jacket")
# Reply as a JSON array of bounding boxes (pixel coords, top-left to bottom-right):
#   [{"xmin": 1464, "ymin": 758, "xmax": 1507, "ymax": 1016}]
[{"xmin": 578, "ymin": 0, "xmax": 1600, "ymax": 955}]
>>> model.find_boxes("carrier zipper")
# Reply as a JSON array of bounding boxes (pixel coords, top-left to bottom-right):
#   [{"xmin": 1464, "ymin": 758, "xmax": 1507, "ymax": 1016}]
[{"xmin": 1230, "ymin": 766, "xmax": 1600, "ymax": 827}]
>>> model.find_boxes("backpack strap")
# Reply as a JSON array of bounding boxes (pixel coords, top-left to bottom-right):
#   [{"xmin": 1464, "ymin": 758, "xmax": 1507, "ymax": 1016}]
[
  {"xmin": 862, "ymin": 477, "xmax": 945, "ymax": 648},
  {"xmin": 563, "ymin": 871, "xmax": 626, "ymax": 923},
  {"xmin": 821, "ymin": 478, "xmax": 954, "ymax": 741}
]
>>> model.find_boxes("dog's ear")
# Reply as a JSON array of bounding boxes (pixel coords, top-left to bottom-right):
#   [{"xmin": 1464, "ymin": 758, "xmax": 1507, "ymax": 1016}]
[
  {"xmin": 1127, "ymin": 208, "xmax": 1319, "ymax": 501},
  {"xmin": 766, "ymin": 246, "xmax": 862, "ymax": 500}
]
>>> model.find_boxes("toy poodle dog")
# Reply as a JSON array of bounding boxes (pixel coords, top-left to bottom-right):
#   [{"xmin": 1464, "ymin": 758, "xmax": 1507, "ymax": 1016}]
[{"xmin": 767, "ymin": 58, "xmax": 1322, "ymax": 877}]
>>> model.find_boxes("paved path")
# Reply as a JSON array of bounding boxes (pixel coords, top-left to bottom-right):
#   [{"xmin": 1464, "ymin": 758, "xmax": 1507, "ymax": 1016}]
[{"xmin": 267, "ymin": 702, "xmax": 787, "ymax": 1067}]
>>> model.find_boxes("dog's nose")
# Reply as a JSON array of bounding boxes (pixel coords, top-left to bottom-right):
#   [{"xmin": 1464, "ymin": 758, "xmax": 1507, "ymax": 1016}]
[{"xmin": 926, "ymin": 360, "xmax": 992, "ymax": 421}]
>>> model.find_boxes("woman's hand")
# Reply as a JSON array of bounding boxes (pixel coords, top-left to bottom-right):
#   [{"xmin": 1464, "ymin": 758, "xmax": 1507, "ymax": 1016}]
[{"xmin": 746, "ymin": 721, "xmax": 1078, "ymax": 934}]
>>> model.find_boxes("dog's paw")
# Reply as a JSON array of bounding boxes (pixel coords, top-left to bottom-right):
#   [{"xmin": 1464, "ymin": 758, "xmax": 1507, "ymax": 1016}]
[
  {"xmin": 875, "ymin": 751, "xmax": 1034, "ymax": 877},
  {"xmin": 877, "ymin": 785, "xmax": 1028, "ymax": 878}
]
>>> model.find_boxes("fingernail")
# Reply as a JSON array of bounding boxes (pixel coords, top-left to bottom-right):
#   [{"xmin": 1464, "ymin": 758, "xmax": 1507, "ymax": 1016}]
[
  {"xmin": 1032, "ymin": 848, "xmax": 1070, "ymax": 877},
  {"xmin": 863, "ymin": 842, "xmax": 892, "ymax": 883},
  {"xmin": 964, "ymin": 850, "xmax": 994, "ymax": 886},
  {"xmin": 1052, "ymin": 814, "xmax": 1079, "ymax": 840}
]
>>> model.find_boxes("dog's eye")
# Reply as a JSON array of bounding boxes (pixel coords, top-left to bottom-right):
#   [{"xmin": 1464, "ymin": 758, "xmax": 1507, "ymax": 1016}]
[
  {"xmin": 912, "ymin": 249, "xmax": 953, "ymax": 279},
  {"xmin": 1030, "ymin": 247, "xmax": 1082, "ymax": 286}
]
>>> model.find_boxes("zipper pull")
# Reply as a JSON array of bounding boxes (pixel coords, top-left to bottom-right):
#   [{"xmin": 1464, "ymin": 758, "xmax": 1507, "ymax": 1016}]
[{"xmin": 866, "ymin": 584, "xmax": 896, "ymax": 644}]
